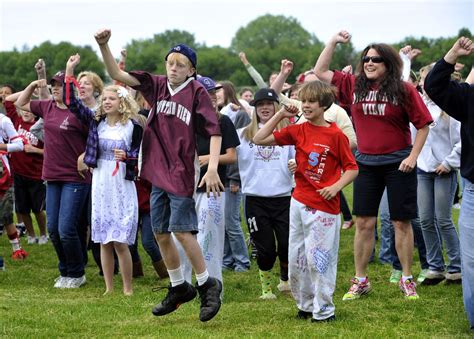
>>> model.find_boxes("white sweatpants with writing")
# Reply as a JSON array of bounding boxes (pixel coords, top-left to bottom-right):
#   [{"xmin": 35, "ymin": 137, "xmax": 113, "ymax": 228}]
[
  {"xmin": 289, "ymin": 198, "xmax": 341, "ymax": 320},
  {"xmin": 178, "ymin": 192, "xmax": 225, "ymax": 285}
]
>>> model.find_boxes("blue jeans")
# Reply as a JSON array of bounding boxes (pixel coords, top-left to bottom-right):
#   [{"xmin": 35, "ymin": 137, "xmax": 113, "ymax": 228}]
[
  {"xmin": 223, "ymin": 187, "xmax": 250, "ymax": 271},
  {"xmin": 46, "ymin": 182, "xmax": 90, "ymax": 278},
  {"xmin": 379, "ymin": 189, "xmax": 394, "ymax": 264},
  {"xmin": 418, "ymin": 170, "xmax": 461, "ymax": 273},
  {"xmin": 140, "ymin": 212, "xmax": 162, "ymax": 263},
  {"xmin": 379, "ymin": 189, "xmax": 428, "ymax": 270},
  {"xmin": 459, "ymin": 178, "xmax": 474, "ymax": 327}
]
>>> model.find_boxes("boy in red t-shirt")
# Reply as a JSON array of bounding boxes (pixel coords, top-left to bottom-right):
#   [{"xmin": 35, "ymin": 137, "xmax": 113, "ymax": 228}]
[{"xmin": 253, "ymin": 81, "xmax": 358, "ymax": 322}]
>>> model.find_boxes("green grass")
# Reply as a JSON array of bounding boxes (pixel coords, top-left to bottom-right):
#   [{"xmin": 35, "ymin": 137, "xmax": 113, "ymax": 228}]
[{"xmin": 0, "ymin": 185, "xmax": 471, "ymax": 338}]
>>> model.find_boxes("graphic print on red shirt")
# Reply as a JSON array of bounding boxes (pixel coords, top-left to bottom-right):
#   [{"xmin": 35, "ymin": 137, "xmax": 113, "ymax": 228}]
[{"xmin": 274, "ymin": 122, "xmax": 358, "ymax": 214}]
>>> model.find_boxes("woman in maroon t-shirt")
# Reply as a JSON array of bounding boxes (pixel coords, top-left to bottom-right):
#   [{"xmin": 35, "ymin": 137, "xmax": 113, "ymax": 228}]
[
  {"xmin": 16, "ymin": 73, "xmax": 91, "ymax": 289},
  {"xmin": 315, "ymin": 31, "xmax": 432, "ymax": 301}
]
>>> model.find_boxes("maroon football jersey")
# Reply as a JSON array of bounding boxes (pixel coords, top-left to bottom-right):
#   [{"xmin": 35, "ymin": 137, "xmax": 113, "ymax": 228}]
[{"xmin": 130, "ymin": 72, "xmax": 221, "ymax": 197}]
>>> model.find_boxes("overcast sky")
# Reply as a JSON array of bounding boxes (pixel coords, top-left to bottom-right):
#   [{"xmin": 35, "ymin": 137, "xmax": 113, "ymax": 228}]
[{"xmin": 1, "ymin": 0, "xmax": 473, "ymax": 57}]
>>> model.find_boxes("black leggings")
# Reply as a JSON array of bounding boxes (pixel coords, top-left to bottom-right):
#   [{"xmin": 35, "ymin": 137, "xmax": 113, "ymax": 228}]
[{"xmin": 245, "ymin": 195, "xmax": 290, "ymax": 275}]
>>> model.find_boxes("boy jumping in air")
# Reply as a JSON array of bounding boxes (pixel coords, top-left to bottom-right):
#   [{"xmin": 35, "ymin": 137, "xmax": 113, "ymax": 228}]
[{"xmin": 95, "ymin": 29, "xmax": 223, "ymax": 322}]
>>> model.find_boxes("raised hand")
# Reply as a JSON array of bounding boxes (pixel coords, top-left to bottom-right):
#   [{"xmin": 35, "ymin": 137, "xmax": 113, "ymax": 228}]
[
  {"xmin": 67, "ymin": 54, "xmax": 81, "ymax": 69},
  {"xmin": 280, "ymin": 59, "xmax": 294, "ymax": 76},
  {"xmin": 239, "ymin": 52, "xmax": 249, "ymax": 65},
  {"xmin": 95, "ymin": 28, "xmax": 112, "ymax": 45},
  {"xmin": 399, "ymin": 45, "xmax": 412, "ymax": 55},
  {"xmin": 451, "ymin": 37, "xmax": 474, "ymax": 57},
  {"xmin": 332, "ymin": 30, "xmax": 351, "ymax": 44},
  {"xmin": 120, "ymin": 49, "xmax": 128, "ymax": 58},
  {"xmin": 341, "ymin": 65, "xmax": 353, "ymax": 74},
  {"xmin": 409, "ymin": 48, "xmax": 422, "ymax": 60},
  {"xmin": 35, "ymin": 59, "xmax": 46, "ymax": 74},
  {"xmin": 280, "ymin": 104, "xmax": 299, "ymax": 119}
]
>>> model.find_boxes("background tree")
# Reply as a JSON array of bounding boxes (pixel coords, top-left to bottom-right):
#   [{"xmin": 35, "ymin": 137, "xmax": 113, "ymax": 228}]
[
  {"xmin": 0, "ymin": 41, "xmax": 104, "ymax": 90},
  {"xmin": 230, "ymin": 14, "xmax": 319, "ymax": 84},
  {"xmin": 0, "ymin": 18, "xmax": 471, "ymax": 91},
  {"xmin": 394, "ymin": 28, "xmax": 473, "ymax": 78}
]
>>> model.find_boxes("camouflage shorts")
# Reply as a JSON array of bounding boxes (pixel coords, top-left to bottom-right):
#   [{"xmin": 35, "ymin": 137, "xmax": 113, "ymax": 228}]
[{"xmin": 0, "ymin": 186, "xmax": 14, "ymax": 226}]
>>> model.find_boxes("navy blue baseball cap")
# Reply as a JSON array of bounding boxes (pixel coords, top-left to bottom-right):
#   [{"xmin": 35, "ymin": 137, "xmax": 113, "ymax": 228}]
[
  {"xmin": 197, "ymin": 76, "xmax": 223, "ymax": 92},
  {"xmin": 165, "ymin": 44, "xmax": 197, "ymax": 68}
]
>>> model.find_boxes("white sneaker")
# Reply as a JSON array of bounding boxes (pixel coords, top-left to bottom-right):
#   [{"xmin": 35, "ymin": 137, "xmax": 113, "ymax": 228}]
[
  {"xmin": 54, "ymin": 276, "xmax": 70, "ymax": 288},
  {"xmin": 27, "ymin": 236, "xmax": 38, "ymax": 245},
  {"xmin": 259, "ymin": 292, "xmax": 277, "ymax": 300},
  {"xmin": 66, "ymin": 275, "xmax": 86, "ymax": 288},
  {"xmin": 38, "ymin": 235, "xmax": 49, "ymax": 245},
  {"xmin": 277, "ymin": 279, "xmax": 291, "ymax": 292}
]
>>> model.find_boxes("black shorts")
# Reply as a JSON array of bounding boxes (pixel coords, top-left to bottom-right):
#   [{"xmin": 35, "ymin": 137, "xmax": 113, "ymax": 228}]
[
  {"xmin": 13, "ymin": 174, "xmax": 46, "ymax": 214},
  {"xmin": 352, "ymin": 162, "xmax": 417, "ymax": 221}
]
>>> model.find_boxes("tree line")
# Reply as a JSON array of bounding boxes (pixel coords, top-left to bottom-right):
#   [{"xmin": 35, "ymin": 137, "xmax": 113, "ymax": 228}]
[{"xmin": 1, "ymin": 15, "xmax": 472, "ymax": 90}]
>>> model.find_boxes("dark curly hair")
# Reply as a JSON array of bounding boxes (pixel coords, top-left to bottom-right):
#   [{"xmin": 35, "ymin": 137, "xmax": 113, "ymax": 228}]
[{"xmin": 354, "ymin": 43, "xmax": 408, "ymax": 109}]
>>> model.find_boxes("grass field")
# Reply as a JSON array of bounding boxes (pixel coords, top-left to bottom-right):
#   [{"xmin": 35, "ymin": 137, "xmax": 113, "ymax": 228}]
[{"xmin": 0, "ymin": 185, "xmax": 472, "ymax": 338}]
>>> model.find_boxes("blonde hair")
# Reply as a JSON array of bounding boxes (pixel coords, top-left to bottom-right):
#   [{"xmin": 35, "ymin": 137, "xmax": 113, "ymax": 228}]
[
  {"xmin": 166, "ymin": 53, "xmax": 193, "ymax": 69},
  {"xmin": 242, "ymin": 101, "xmax": 289, "ymax": 142},
  {"xmin": 419, "ymin": 64, "xmax": 434, "ymax": 81},
  {"xmin": 134, "ymin": 114, "xmax": 147, "ymax": 129},
  {"xmin": 298, "ymin": 81, "xmax": 336, "ymax": 110},
  {"xmin": 95, "ymin": 85, "xmax": 140, "ymax": 124},
  {"xmin": 77, "ymin": 71, "xmax": 104, "ymax": 95}
]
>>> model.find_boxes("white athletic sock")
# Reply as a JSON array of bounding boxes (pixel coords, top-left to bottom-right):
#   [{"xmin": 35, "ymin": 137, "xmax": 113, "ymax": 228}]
[
  {"xmin": 195, "ymin": 270, "xmax": 209, "ymax": 286},
  {"xmin": 168, "ymin": 267, "xmax": 185, "ymax": 287},
  {"xmin": 402, "ymin": 275, "xmax": 413, "ymax": 283},
  {"xmin": 10, "ymin": 238, "xmax": 20, "ymax": 251}
]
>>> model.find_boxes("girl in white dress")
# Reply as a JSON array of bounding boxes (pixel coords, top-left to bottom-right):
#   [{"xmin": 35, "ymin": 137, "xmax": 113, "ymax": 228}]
[{"xmin": 65, "ymin": 54, "xmax": 142, "ymax": 295}]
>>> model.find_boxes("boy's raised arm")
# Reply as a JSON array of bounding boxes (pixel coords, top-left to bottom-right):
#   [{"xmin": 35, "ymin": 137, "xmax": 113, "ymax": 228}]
[
  {"xmin": 253, "ymin": 105, "xmax": 298, "ymax": 146},
  {"xmin": 95, "ymin": 29, "xmax": 140, "ymax": 87},
  {"xmin": 271, "ymin": 59, "xmax": 293, "ymax": 95}
]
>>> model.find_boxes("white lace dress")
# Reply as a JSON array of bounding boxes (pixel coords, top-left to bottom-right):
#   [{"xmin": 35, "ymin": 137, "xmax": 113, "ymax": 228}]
[{"xmin": 91, "ymin": 119, "xmax": 138, "ymax": 245}]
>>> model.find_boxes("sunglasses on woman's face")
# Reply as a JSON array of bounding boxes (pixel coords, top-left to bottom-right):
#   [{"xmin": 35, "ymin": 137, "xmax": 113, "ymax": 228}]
[{"xmin": 362, "ymin": 56, "xmax": 384, "ymax": 63}]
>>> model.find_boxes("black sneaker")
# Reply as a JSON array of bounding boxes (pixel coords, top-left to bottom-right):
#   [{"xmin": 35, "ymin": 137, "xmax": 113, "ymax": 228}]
[
  {"xmin": 196, "ymin": 277, "xmax": 222, "ymax": 322},
  {"xmin": 311, "ymin": 315, "xmax": 336, "ymax": 323},
  {"xmin": 151, "ymin": 281, "xmax": 197, "ymax": 316},
  {"xmin": 296, "ymin": 310, "xmax": 312, "ymax": 320}
]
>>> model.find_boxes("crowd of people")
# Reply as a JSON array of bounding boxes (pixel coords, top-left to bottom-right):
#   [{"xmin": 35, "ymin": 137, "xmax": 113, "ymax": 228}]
[{"xmin": 0, "ymin": 29, "xmax": 473, "ymax": 328}]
